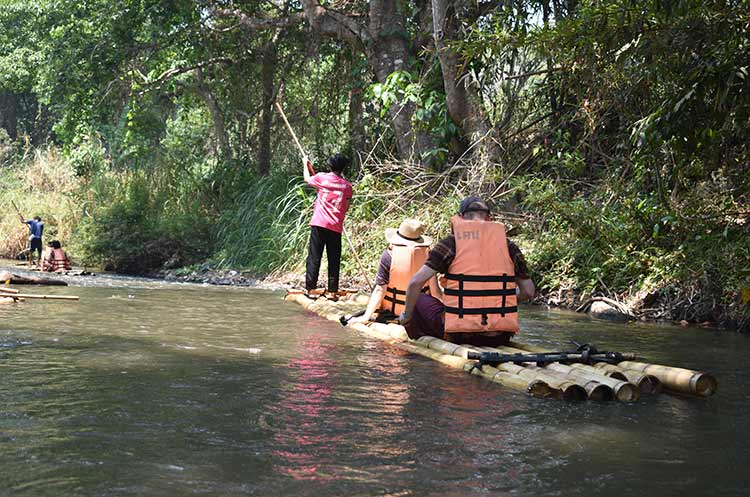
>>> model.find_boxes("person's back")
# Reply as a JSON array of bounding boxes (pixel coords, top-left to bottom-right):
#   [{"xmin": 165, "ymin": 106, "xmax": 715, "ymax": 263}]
[
  {"xmin": 308, "ymin": 171, "xmax": 352, "ymax": 234},
  {"xmin": 20, "ymin": 214, "xmax": 44, "ymax": 265},
  {"xmin": 303, "ymin": 153, "xmax": 353, "ymax": 294},
  {"xmin": 44, "ymin": 240, "xmax": 71, "ymax": 272},
  {"xmin": 398, "ymin": 196, "xmax": 535, "ymax": 347}
]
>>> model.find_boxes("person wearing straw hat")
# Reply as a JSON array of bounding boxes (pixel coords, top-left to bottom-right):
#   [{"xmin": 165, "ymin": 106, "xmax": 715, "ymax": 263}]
[
  {"xmin": 350, "ymin": 219, "xmax": 440, "ymax": 324},
  {"xmin": 398, "ymin": 196, "xmax": 535, "ymax": 346},
  {"xmin": 303, "ymin": 153, "xmax": 353, "ymax": 297}
]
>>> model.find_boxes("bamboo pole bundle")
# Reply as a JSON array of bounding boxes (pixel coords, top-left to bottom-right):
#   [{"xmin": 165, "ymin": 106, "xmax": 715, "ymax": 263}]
[
  {"xmin": 511, "ymin": 340, "xmax": 661, "ymax": 393},
  {"xmin": 489, "ymin": 344, "xmax": 639, "ymax": 402},
  {"xmin": 397, "ymin": 341, "xmax": 553, "ymax": 398},
  {"xmin": 510, "ymin": 340, "xmax": 715, "ymax": 397},
  {"xmin": 414, "ymin": 337, "xmax": 588, "ymax": 400},
  {"xmin": 470, "ymin": 345, "xmax": 609, "ymax": 401},
  {"xmin": 353, "ymin": 322, "xmax": 553, "ymax": 398}
]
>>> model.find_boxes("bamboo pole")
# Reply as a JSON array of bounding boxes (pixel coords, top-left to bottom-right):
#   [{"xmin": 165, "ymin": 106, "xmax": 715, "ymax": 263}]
[
  {"xmin": 590, "ymin": 363, "xmax": 662, "ymax": 394},
  {"xmin": 616, "ymin": 361, "xmax": 716, "ymax": 397},
  {"xmin": 0, "ymin": 293, "xmax": 79, "ymax": 301},
  {"xmin": 0, "ymin": 287, "xmax": 20, "ymax": 294}
]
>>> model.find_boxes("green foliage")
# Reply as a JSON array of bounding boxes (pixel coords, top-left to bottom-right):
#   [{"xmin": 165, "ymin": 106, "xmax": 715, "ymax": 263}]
[{"xmin": 71, "ymin": 171, "xmax": 214, "ymax": 273}]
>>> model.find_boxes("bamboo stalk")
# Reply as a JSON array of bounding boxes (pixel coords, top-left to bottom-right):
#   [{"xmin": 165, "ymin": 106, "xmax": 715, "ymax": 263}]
[
  {"xmin": 0, "ymin": 288, "xmax": 20, "ymax": 294},
  {"xmin": 617, "ymin": 361, "xmax": 716, "ymax": 397},
  {"xmin": 511, "ymin": 340, "xmax": 661, "ymax": 393},
  {"xmin": 0, "ymin": 293, "xmax": 79, "ymax": 301},
  {"xmin": 591, "ymin": 363, "xmax": 662, "ymax": 394}
]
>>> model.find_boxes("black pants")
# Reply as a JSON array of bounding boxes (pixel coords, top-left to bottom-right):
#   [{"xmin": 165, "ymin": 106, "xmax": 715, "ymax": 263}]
[
  {"xmin": 305, "ymin": 226, "xmax": 342, "ymax": 292},
  {"xmin": 29, "ymin": 238, "xmax": 43, "ymax": 258}
]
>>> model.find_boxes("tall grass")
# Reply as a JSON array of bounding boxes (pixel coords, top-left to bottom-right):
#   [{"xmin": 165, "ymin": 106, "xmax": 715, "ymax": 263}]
[
  {"xmin": 0, "ymin": 146, "xmax": 83, "ymax": 258},
  {"xmin": 216, "ymin": 158, "xmax": 532, "ymax": 284}
]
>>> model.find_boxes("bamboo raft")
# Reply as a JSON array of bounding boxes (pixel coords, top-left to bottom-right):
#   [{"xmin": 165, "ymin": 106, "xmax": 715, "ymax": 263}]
[{"xmin": 285, "ymin": 293, "xmax": 717, "ymax": 402}]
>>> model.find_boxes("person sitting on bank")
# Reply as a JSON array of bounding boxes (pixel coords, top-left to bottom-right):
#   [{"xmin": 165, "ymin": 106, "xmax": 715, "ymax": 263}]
[
  {"xmin": 19, "ymin": 214, "xmax": 44, "ymax": 266},
  {"xmin": 43, "ymin": 240, "xmax": 71, "ymax": 272},
  {"xmin": 350, "ymin": 219, "xmax": 441, "ymax": 324},
  {"xmin": 398, "ymin": 196, "xmax": 535, "ymax": 347},
  {"xmin": 303, "ymin": 153, "xmax": 353, "ymax": 297}
]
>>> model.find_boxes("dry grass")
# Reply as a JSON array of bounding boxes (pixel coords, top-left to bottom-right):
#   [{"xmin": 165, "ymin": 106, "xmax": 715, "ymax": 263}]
[{"xmin": 0, "ymin": 146, "xmax": 83, "ymax": 258}]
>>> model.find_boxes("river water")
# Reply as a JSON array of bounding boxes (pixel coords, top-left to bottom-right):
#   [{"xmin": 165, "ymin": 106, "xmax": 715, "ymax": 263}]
[{"xmin": 0, "ymin": 269, "xmax": 748, "ymax": 496}]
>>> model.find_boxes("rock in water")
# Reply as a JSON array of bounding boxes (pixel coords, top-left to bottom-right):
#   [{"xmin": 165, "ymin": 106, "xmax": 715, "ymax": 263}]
[{"xmin": 589, "ymin": 300, "xmax": 631, "ymax": 322}]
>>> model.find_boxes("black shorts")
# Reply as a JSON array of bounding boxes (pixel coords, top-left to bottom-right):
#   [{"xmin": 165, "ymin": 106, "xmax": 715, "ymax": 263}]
[{"xmin": 29, "ymin": 238, "xmax": 43, "ymax": 256}]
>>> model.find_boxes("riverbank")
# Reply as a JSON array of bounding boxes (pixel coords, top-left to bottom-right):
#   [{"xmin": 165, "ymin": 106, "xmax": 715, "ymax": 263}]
[{"xmin": 153, "ymin": 264, "xmax": 742, "ymax": 332}]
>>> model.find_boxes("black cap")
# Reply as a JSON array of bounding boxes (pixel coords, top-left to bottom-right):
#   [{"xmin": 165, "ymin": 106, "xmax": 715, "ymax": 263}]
[{"xmin": 458, "ymin": 196, "xmax": 490, "ymax": 215}]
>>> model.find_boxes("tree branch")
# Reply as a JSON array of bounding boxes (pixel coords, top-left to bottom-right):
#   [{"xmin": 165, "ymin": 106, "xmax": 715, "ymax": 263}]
[
  {"xmin": 300, "ymin": 0, "xmax": 367, "ymax": 46},
  {"xmin": 137, "ymin": 58, "xmax": 232, "ymax": 95},
  {"xmin": 210, "ymin": 7, "xmax": 305, "ymax": 33}
]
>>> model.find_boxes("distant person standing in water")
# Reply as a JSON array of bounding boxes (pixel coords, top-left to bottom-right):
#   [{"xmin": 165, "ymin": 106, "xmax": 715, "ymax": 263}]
[
  {"xmin": 303, "ymin": 153, "xmax": 353, "ymax": 296},
  {"xmin": 18, "ymin": 213, "xmax": 44, "ymax": 267}
]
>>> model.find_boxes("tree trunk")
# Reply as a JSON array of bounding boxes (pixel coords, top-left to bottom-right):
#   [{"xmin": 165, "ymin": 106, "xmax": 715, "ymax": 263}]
[
  {"xmin": 348, "ymin": 85, "xmax": 365, "ymax": 166},
  {"xmin": 431, "ymin": 0, "xmax": 497, "ymax": 161},
  {"xmin": 258, "ymin": 43, "xmax": 277, "ymax": 175},
  {"xmin": 300, "ymin": 0, "xmax": 429, "ymax": 160},
  {"xmin": 0, "ymin": 90, "xmax": 19, "ymax": 140},
  {"xmin": 194, "ymin": 67, "xmax": 230, "ymax": 159}
]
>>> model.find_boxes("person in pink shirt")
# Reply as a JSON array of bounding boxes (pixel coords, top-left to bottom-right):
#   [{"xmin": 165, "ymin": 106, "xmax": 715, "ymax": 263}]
[{"xmin": 303, "ymin": 153, "xmax": 353, "ymax": 295}]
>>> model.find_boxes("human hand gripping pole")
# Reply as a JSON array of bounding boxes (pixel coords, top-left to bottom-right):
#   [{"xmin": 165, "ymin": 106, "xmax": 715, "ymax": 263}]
[{"xmin": 274, "ymin": 101, "xmax": 373, "ymax": 290}]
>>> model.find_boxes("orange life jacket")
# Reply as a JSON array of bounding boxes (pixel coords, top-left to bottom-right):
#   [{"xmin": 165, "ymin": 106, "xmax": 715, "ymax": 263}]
[
  {"xmin": 46, "ymin": 248, "xmax": 71, "ymax": 272},
  {"xmin": 442, "ymin": 216, "xmax": 519, "ymax": 334},
  {"xmin": 380, "ymin": 244, "xmax": 431, "ymax": 315}
]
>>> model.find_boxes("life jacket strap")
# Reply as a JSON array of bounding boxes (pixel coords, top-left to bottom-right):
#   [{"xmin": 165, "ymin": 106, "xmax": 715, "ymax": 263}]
[
  {"xmin": 444, "ymin": 272, "xmax": 516, "ymax": 320},
  {"xmin": 384, "ymin": 286, "xmax": 429, "ymax": 313},
  {"xmin": 443, "ymin": 273, "xmax": 515, "ymax": 283},
  {"xmin": 444, "ymin": 306, "xmax": 518, "ymax": 317}
]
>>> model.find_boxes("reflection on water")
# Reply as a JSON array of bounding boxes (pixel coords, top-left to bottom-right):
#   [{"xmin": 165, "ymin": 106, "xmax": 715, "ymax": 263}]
[{"xmin": 0, "ymin": 271, "xmax": 748, "ymax": 496}]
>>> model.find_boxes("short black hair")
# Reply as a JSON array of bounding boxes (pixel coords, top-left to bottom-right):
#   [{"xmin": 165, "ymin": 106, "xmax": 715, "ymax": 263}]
[
  {"xmin": 51, "ymin": 240, "xmax": 61, "ymax": 249},
  {"xmin": 328, "ymin": 153, "xmax": 351, "ymax": 174},
  {"xmin": 33, "ymin": 216, "xmax": 42, "ymax": 221},
  {"xmin": 459, "ymin": 196, "xmax": 490, "ymax": 216}
]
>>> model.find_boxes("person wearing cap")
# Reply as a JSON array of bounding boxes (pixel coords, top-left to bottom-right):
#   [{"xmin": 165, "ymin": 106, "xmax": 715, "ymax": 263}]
[
  {"xmin": 303, "ymin": 153, "xmax": 353, "ymax": 296},
  {"xmin": 398, "ymin": 196, "xmax": 535, "ymax": 346},
  {"xmin": 349, "ymin": 219, "xmax": 441, "ymax": 324}
]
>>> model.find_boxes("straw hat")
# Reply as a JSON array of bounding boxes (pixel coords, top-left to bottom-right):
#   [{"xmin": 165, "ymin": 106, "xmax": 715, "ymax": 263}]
[{"xmin": 384, "ymin": 219, "xmax": 432, "ymax": 246}]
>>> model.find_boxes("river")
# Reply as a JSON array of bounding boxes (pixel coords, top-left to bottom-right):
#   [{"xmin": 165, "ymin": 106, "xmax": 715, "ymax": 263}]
[{"xmin": 0, "ymin": 269, "xmax": 747, "ymax": 496}]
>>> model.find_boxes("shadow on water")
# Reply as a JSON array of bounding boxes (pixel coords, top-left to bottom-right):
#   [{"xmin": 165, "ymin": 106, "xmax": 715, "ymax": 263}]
[{"xmin": 0, "ymin": 279, "xmax": 749, "ymax": 496}]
